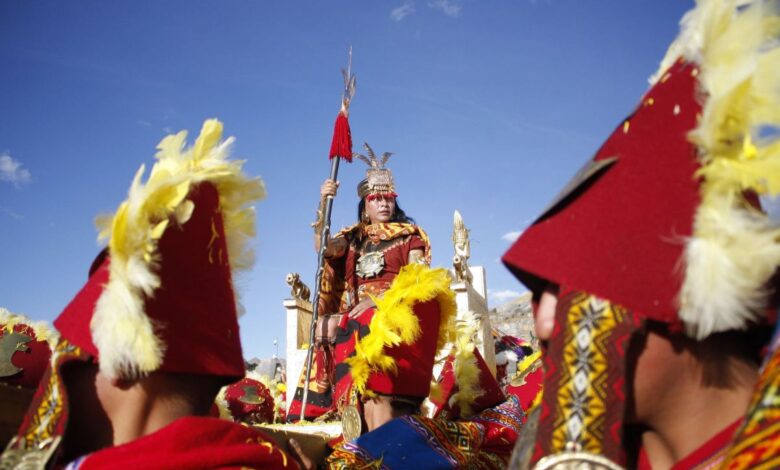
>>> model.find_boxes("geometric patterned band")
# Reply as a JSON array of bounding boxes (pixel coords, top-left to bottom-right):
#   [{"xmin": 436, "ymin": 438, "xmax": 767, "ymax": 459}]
[
  {"xmin": 722, "ymin": 336, "xmax": 780, "ymax": 469},
  {"xmin": 531, "ymin": 289, "xmax": 642, "ymax": 468}
]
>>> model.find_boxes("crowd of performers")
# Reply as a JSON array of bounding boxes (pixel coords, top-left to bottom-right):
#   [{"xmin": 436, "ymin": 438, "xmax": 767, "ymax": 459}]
[{"xmin": 2, "ymin": 0, "xmax": 780, "ymax": 468}]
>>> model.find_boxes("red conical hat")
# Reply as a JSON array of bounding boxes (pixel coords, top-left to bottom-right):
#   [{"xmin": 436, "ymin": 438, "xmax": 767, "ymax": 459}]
[
  {"xmin": 55, "ymin": 119, "xmax": 265, "ymax": 381},
  {"xmin": 504, "ymin": 0, "xmax": 780, "ymax": 339}
]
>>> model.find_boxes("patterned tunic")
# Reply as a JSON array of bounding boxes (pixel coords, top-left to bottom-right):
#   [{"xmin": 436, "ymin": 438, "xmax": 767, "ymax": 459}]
[{"xmin": 287, "ymin": 223, "xmax": 430, "ymax": 421}]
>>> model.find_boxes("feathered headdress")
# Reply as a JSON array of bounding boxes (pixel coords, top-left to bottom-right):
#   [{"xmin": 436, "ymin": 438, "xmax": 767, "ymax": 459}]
[
  {"xmin": 504, "ymin": 0, "xmax": 780, "ymax": 339},
  {"xmin": 355, "ymin": 142, "xmax": 397, "ymax": 199},
  {"xmin": 661, "ymin": 0, "xmax": 780, "ymax": 338},
  {"xmin": 55, "ymin": 119, "xmax": 265, "ymax": 380}
]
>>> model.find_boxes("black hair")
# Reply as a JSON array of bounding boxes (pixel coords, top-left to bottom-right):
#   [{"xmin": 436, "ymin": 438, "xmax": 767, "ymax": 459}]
[{"xmin": 358, "ymin": 197, "xmax": 415, "ymax": 224}]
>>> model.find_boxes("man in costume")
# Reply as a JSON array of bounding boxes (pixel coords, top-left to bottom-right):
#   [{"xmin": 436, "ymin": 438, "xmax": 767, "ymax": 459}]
[
  {"xmin": 503, "ymin": 1, "xmax": 780, "ymax": 468},
  {"xmin": 0, "ymin": 120, "xmax": 297, "ymax": 469},
  {"xmin": 290, "ymin": 263, "xmax": 524, "ymax": 469},
  {"xmin": 289, "ymin": 144, "xmax": 431, "ymax": 421}
]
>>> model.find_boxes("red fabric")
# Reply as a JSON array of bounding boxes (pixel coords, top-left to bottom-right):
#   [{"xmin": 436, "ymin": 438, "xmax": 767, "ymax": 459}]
[
  {"xmin": 287, "ymin": 343, "xmax": 336, "ymax": 421},
  {"xmin": 504, "ymin": 367, "xmax": 543, "ymax": 414},
  {"xmin": 0, "ymin": 322, "xmax": 52, "ymax": 389},
  {"xmin": 73, "ymin": 416, "xmax": 298, "ymax": 470},
  {"xmin": 670, "ymin": 419, "xmax": 741, "ymax": 470},
  {"xmin": 333, "ymin": 299, "xmax": 442, "ymax": 406},
  {"xmin": 432, "ymin": 348, "xmax": 505, "ymax": 419},
  {"xmin": 365, "ymin": 299, "xmax": 441, "ymax": 397},
  {"xmin": 503, "ymin": 60, "xmax": 702, "ymax": 324},
  {"xmin": 342, "ymin": 233, "xmax": 427, "ymax": 307},
  {"xmin": 637, "ymin": 446, "xmax": 652, "ymax": 470},
  {"xmin": 329, "ymin": 112, "xmax": 353, "ymax": 161},
  {"xmin": 224, "ymin": 378, "xmax": 275, "ymax": 424},
  {"xmin": 55, "ymin": 182, "xmax": 245, "ymax": 380}
]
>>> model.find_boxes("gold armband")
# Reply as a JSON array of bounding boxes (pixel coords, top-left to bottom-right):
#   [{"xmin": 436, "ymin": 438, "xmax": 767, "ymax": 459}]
[{"xmin": 311, "ymin": 196, "xmax": 327, "ymax": 237}]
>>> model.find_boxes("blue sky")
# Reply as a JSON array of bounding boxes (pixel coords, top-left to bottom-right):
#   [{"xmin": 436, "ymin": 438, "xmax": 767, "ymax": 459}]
[{"xmin": 1, "ymin": 1, "xmax": 691, "ymax": 360}]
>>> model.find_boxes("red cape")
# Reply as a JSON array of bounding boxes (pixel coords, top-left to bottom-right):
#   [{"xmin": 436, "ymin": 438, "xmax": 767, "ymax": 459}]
[{"xmin": 69, "ymin": 416, "xmax": 298, "ymax": 470}]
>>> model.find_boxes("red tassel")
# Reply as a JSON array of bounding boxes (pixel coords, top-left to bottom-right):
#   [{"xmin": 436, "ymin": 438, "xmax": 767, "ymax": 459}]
[{"xmin": 329, "ymin": 112, "xmax": 353, "ymax": 161}]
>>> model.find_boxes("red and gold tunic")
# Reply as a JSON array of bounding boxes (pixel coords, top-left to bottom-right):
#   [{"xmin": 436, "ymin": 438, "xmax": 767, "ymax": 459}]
[
  {"xmin": 319, "ymin": 222, "xmax": 431, "ymax": 315},
  {"xmin": 287, "ymin": 222, "xmax": 430, "ymax": 421}
]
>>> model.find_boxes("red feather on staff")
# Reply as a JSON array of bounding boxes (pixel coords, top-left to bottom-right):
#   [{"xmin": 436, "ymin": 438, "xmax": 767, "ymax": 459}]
[{"xmin": 329, "ymin": 48, "xmax": 356, "ymax": 161}]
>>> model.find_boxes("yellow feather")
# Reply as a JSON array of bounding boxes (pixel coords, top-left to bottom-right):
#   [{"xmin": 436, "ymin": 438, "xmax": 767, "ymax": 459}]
[
  {"xmin": 345, "ymin": 264, "xmax": 456, "ymax": 397},
  {"xmin": 91, "ymin": 118, "xmax": 266, "ymax": 380},
  {"xmin": 653, "ymin": 0, "xmax": 780, "ymax": 337}
]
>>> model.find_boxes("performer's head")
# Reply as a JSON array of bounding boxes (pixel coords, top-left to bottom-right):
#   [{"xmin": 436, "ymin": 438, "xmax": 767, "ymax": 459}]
[
  {"xmin": 355, "ymin": 142, "xmax": 414, "ymax": 225},
  {"xmin": 10, "ymin": 119, "xmax": 265, "ymax": 462},
  {"xmin": 503, "ymin": 1, "xmax": 779, "ymax": 467}
]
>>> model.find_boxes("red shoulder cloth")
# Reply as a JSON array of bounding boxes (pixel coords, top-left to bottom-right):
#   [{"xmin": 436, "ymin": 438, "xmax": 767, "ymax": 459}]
[
  {"xmin": 70, "ymin": 416, "xmax": 298, "ymax": 470},
  {"xmin": 670, "ymin": 419, "xmax": 741, "ymax": 470}
]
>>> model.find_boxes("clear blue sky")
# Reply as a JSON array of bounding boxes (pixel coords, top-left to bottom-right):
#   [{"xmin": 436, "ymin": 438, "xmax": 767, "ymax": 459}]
[{"xmin": 1, "ymin": 1, "xmax": 691, "ymax": 360}]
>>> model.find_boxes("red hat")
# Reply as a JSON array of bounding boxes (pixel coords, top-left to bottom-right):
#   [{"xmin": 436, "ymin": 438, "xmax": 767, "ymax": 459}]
[
  {"xmin": 334, "ymin": 264, "xmax": 457, "ymax": 405},
  {"xmin": 54, "ymin": 119, "xmax": 265, "ymax": 381},
  {"xmin": 431, "ymin": 347, "xmax": 505, "ymax": 420},
  {"xmin": 503, "ymin": 1, "xmax": 780, "ymax": 340},
  {"xmin": 222, "ymin": 377, "xmax": 276, "ymax": 424},
  {"xmin": 0, "ymin": 309, "xmax": 55, "ymax": 390},
  {"xmin": 502, "ymin": 1, "xmax": 780, "ymax": 467}
]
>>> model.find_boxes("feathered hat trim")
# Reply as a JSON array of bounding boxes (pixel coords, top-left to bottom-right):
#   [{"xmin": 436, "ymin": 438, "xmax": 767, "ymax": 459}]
[
  {"xmin": 654, "ymin": 0, "xmax": 780, "ymax": 338},
  {"xmin": 355, "ymin": 142, "xmax": 397, "ymax": 199},
  {"xmin": 346, "ymin": 263, "xmax": 456, "ymax": 397},
  {"xmin": 445, "ymin": 311, "xmax": 484, "ymax": 418},
  {"xmin": 0, "ymin": 307, "xmax": 59, "ymax": 351},
  {"xmin": 91, "ymin": 119, "xmax": 265, "ymax": 379}
]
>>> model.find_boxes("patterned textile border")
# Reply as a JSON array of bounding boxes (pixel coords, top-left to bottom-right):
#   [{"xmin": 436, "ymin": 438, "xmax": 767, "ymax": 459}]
[
  {"xmin": 532, "ymin": 289, "xmax": 641, "ymax": 466},
  {"xmin": 327, "ymin": 397, "xmax": 524, "ymax": 469},
  {"xmin": 328, "ymin": 441, "xmax": 387, "ymax": 470},
  {"xmin": 0, "ymin": 337, "xmax": 88, "ymax": 467},
  {"xmin": 721, "ymin": 332, "xmax": 780, "ymax": 469}
]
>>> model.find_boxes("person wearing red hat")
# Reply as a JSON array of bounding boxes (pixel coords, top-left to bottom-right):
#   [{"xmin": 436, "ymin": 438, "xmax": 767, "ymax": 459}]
[
  {"xmin": 0, "ymin": 120, "xmax": 297, "ymax": 469},
  {"xmin": 218, "ymin": 376, "xmax": 277, "ymax": 425},
  {"xmin": 0, "ymin": 309, "xmax": 57, "ymax": 447},
  {"xmin": 289, "ymin": 143, "xmax": 431, "ymax": 421},
  {"xmin": 503, "ymin": 1, "xmax": 780, "ymax": 468}
]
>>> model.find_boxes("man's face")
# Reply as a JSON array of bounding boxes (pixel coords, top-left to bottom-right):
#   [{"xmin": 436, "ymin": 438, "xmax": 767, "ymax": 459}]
[
  {"xmin": 534, "ymin": 285, "xmax": 559, "ymax": 341},
  {"xmin": 365, "ymin": 195, "xmax": 396, "ymax": 224}
]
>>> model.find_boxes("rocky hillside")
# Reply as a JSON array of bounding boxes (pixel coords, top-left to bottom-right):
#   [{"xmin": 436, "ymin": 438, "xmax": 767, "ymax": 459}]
[{"xmin": 489, "ymin": 291, "xmax": 536, "ymax": 344}]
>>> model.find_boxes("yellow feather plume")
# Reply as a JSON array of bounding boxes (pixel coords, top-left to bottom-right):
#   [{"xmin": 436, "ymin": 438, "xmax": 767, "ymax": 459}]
[
  {"xmin": 346, "ymin": 264, "xmax": 456, "ymax": 396},
  {"xmin": 91, "ymin": 119, "xmax": 265, "ymax": 379},
  {"xmin": 446, "ymin": 311, "xmax": 484, "ymax": 418},
  {"xmin": 654, "ymin": 0, "xmax": 780, "ymax": 338},
  {"xmin": 0, "ymin": 307, "xmax": 59, "ymax": 351}
]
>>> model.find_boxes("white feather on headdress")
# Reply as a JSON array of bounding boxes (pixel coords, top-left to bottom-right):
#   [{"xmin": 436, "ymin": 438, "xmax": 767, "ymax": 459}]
[
  {"xmin": 653, "ymin": 0, "xmax": 780, "ymax": 338},
  {"xmin": 91, "ymin": 119, "xmax": 265, "ymax": 379}
]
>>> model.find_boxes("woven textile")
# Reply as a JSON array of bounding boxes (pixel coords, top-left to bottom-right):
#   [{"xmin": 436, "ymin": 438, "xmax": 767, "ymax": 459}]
[
  {"xmin": 531, "ymin": 289, "xmax": 641, "ymax": 467},
  {"xmin": 721, "ymin": 332, "xmax": 780, "ymax": 469}
]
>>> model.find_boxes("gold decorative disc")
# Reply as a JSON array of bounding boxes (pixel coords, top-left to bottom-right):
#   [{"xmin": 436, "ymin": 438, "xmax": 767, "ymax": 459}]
[{"xmin": 341, "ymin": 405, "xmax": 363, "ymax": 442}]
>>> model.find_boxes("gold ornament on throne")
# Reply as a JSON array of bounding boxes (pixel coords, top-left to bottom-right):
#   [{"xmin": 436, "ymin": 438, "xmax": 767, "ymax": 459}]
[{"xmin": 452, "ymin": 210, "xmax": 473, "ymax": 284}]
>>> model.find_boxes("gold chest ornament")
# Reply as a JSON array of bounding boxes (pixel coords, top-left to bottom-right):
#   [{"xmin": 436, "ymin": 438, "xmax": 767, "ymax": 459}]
[{"xmin": 356, "ymin": 251, "xmax": 385, "ymax": 279}]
